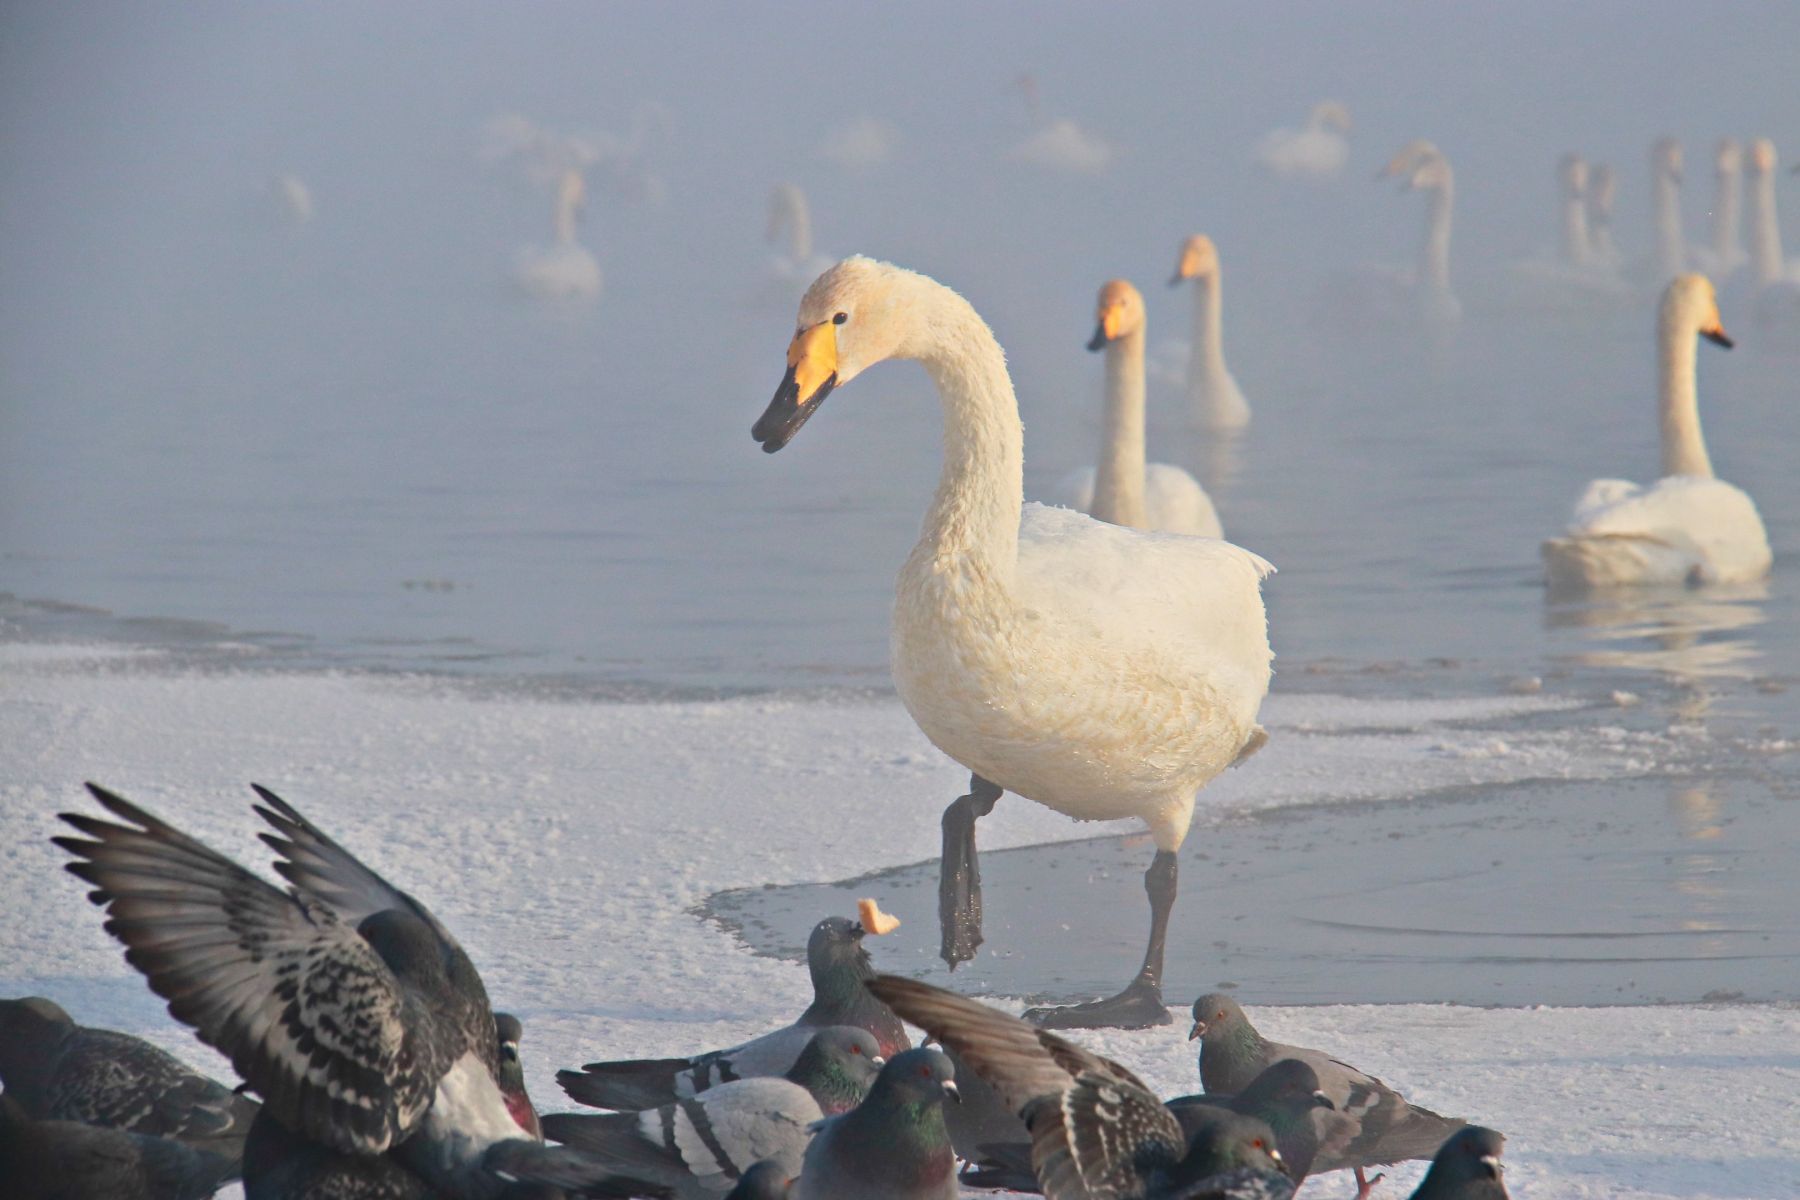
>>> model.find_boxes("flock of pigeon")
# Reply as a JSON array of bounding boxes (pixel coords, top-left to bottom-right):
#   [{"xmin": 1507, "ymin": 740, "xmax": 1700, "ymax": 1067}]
[{"xmin": 0, "ymin": 783, "xmax": 1506, "ymax": 1199}]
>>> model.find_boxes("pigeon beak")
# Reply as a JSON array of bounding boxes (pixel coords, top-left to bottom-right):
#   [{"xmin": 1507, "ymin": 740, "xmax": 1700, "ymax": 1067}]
[
  {"xmin": 1188, "ymin": 1020, "xmax": 1205, "ymax": 1041},
  {"xmin": 943, "ymin": 1080, "xmax": 961, "ymax": 1104},
  {"xmin": 871, "ymin": 1055, "xmax": 885, "ymax": 1068},
  {"xmin": 1268, "ymin": 1147, "xmax": 1284, "ymax": 1165},
  {"xmin": 1311, "ymin": 1091, "xmax": 1335, "ymax": 1110},
  {"xmin": 1479, "ymin": 1155, "xmax": 1503, "ymax": 1179}
]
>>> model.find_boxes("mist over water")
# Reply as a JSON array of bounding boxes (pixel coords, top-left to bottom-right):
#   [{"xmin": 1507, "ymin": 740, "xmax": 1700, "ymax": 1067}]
[{"xmin": 3, "ymin": 2, "xmax": 1797, "ymax": 698}]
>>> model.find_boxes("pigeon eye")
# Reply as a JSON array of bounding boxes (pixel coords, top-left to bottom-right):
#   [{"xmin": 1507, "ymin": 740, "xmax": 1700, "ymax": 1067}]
[
  {"xmin": 919, "ymin": 1066, "xmax": 932, "ymax": 1079},
  {"xmin": 851, "ymin": 1045, "xmax": 863, "ymax": 1055},
  {"xmin": 833, "ymin": 311, "xmax": 848, "ymax": 325}
]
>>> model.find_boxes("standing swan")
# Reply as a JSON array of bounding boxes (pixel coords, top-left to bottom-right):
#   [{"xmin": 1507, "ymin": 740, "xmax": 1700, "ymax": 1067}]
[
  {"xmin": 1059, "ymin": 280, "xmax": 1223, "ymax": 535},
  {"xmin": 752, "ymin": 258, "xmax": 1274, "ymax": 1029},
  {"xmin": 1543, "ymin": 274, "xmax": 1771, "ymax": 590},
  {"xmin": 1169, "ymin": 235, "xmax": 1252, "ymax": 430},
  {"xmin": 514, "ymin": 168, "xmax": 602, "ymax": 299},
  {"xmin": 1255, "ymin": 100, "xmax": 1352, "ymax": 181}
]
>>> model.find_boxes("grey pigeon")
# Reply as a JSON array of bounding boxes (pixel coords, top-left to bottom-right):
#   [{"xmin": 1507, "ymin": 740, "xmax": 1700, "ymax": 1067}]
[
  {"xmin": 1191, "ymin": 993, "xmax": 1465, "ymax": 1199},
  {"xmin": 1409, "ymin": 1127, "xmax": 1508, "ymax": 1200},
  {"xmin": 242, "ymin": 1107, "xmax": 437, "ymax": 1200},
  {"xmin": 0, "ymin": 1093, "xmax": 236, "ymax": 1200},
  {"xmin": 0, "ymin": 995, "xmax": 260, "ymax": 1173},
  {"xmin": 55, "ymin": 783, "xmax": 664, "ymax": 1200},
  {"xmin": 869, "ymin": 976, "xmax": 1290, "ymax": 1200},
  {"xmin": 495, "ymin": 1013, "xmax": 543, "ymax": 1141},
  {"xmin": 542, "ymin": 1027, "xmax": 883, "ymax": 1198},
  {"xmin": 791, "ymin": 1046, "xmax": 961, "ymax": 1200},
  {"xmin": 1169, "ymin": 1059, "xmax": 1346, "ymax": 1182},
  {"xmin": 559, "ymin": 916, "xmax": 908, "ymax": 1111},
  {"xmin": 722, "ymin": 1160, "xmax": 790, "ymax": 1200}
]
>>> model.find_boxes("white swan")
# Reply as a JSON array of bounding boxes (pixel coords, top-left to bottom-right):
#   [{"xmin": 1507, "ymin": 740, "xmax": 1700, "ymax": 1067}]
[
  {"xmin": 1558, "ymin": 153, "xmax": 1594, "ymax": 266},
  {"xmin": 1059, "ymin": 280, "xmax": 1223, "ymax": 536},
  {"xmin": 752, "ymin": 257, "xmax": 1274, "ymax": 1029},
  {"xmin": 1744, "ymin": 138, "xmax": 1800, "ymax": 327},
  {"xmin": 272, "ymin": 173, "xmax": 313, "ymax": 225},
  {"xmin": 1543, "ymin": 274, "xmax": 1771, "ymax": 590},
  {"xmin": 1650, "ymin": 136, "xmax": 1687, "ymax": 283},
  {"xmin": 1689, "ymin": 138, "xmax": 1747, "ymax": 278},
  {"xmin": 1587, "ymin": 163, "xmax": 1623, "ymax": 268},
  {"xmin": 513, "ymin": 168, "xmax": 602, "ymax": 299},
  {"xmin": 1168, "ymin": 235, "xmax": 1252, "ymax": 429},
  {"xmin": 1368, "ymin": 143, "xmax": 1460, "ymax": 323},
  {"xmin": 1506, "ymin": 154, "xmax": 1629, "ymax": 304},
  {"xmin": 1007, "ymin": 118, "xmax": 1115, "ymax": 175},
  {"xmin": 818, "ymin": 116, "xmax": 899, "ymax": 170},
  {"xmin": 766, "ymin": 183, "xmax": 835, "ymax": 285},
  {"xmin": 1255, "ymin": 100, "xmax": 1351, "ymax": 181}
]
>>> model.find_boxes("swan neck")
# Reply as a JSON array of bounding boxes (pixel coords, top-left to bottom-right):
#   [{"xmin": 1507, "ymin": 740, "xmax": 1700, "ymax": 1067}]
[
  {"xmin": 1748, "ymin": 169, "xmax": 1783, "ymax": 287},
  {"xmin": 1421, "ymin": 181, "xmax": 1453, "ymax": 290},
  {"xmin": 785, "ymin": 192, "xmax": 814, "ymax": 263},
  {"xmin": 1712, "ymin": 168, "xmax": 1742, "ymax": 260},
  {"xmin": 1658, "ymin": 314, "xmax": 1713, "ymax": 479},
  {"xmin": 554, "ymin": 193, "xmax": 578, "ymax": 246},
  {"xmin": 916, "ymin": 300, "xmax": 1025, "ymax": 577},
  {"xmin": 1654, "ymin": 174, "xmax": 1685, "ymax": 278},
  {"xmin": 1561, "ymin": 195, "xmax": 1590, "ymax": 264},
  {"xmin": 1091, "ymin": 328, "xmax": 1148, "ymax": 529}
]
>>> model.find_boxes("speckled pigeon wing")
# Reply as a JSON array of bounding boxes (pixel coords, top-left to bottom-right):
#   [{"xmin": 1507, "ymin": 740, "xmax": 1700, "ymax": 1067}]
[
  {"xmin": 1029, "ymin": 1069, "xmax": 1187, "ymax": 1200},
  {"xmin": 865, "ymin": 977, "xmax": 1077, "ymax": 1114},
  {"xmin": 57, "ymin": 785, "xmax": 452, "ymax": 1157},
  {"xmin": 50, "ymin": 1028, "xmax": 258, "ymax": 1148}
]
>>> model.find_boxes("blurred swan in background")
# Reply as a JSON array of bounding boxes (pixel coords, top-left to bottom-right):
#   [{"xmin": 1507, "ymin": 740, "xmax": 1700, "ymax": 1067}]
[
  {"xmin": 1168, "ymin": 235, "xmax": 1251, "ymax": 429},
  {"xmin": 1744, "ymin": 137, "xmax": 1800, "ymax": 327},
  {"xmin": 818, "ymin": 116, "xmax": 899, "ymax": 171},
  {"xmin": 767, "ymin": 183, "xmax": 835, "ymax": 285},
  {"xmin": 1507, "ymin": 154, "xmax": 1628, "ymax": 304},
  {"xmin": 1558, "ymin": 153, "xmax": 1595, "ymax": 266},
  {"xmin": 1688, "ymin": 138, "xmax": 1746, "ymax": 279},
  {"xmin": 1059, "ymin": 279, "xmax": 1223, "ymax": 536},
  {"xmin": 1587, "ymin": 163, "xmax": 1623, "ymax": 268},
  {"xmin": 478, "ymin": 107, "xmax": 668, "ymax": 205},
  {"xmin": 1004, "ymin": 72, "xmax": 1115, "ymax": 175},
  {"xmin": 1543, "ymin": 274, "xmax": 1770, "ymax": 590},
  {"xmin": 271, "ymin": 173, "xmax": 313, "ymax": 225},
  {"xmin": 513, "ymin": 167, "xmax": 601, "ymax": 299},
  {"xmin": 1319, "ymin": 141, "xmax": 1458, "ymax": 328},
  {"xmin": 1255, "ymin": 100, "xmax": 1351, "ymax": 181},
  {"xmin": 1650, "ymin": 136, "xmax": 1687, "ymax": 284}
]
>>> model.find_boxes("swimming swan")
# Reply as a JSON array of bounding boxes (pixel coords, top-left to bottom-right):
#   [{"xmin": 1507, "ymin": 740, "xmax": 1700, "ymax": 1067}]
[
  {"xmin": 767, "ymin": 183, "xmax": 835, "ymax": 284},
  {"xmin": 514, "ymin": 168, "xmax": 602, "ymax": 299},
  {"xmin": 1255, "ymin": 100, "xmax": 1351, "ymax": 181},
  {"xmin": 1689, "ymin": 137, "xmax": 1747, "ymax": 279},
  {"xmin": 1650, "ymin": 136, "xmax": 1687, "ymax": 283},
  {"xmin": 1542, "ymin": 274, "xmax": 1771, "ymax": 590},
  {"xmin": 1059, "ymin": 279, "xmax": 1223, "ymax": 535},
  {"xmin": 752, "ymin": 257, "xmax": 1274, "ymax": 1029},
  {"xmin": 1376, "ymin": 143, "xmax": 1460, "ymax": 324},
  {"xmin": 1745, "ymin": 138, "xmax": 1800, "ymax": 326},
  {"xmin": 1587, "ymin": 163, "xmax": 1623, "ymax": 268},
  {"xmin": 1169, "ymin": 235, "xmax": 1252, "ymax": 429}
]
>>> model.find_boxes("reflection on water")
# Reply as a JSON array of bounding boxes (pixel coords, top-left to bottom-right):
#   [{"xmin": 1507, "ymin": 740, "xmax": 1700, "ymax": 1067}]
[
  {"xmin": 1667, "ymin": 784, "xmax": 1727, "ymax": 942},
  {"xmin": 1544, "ymin": 580, "xmax": 1769, "ymax": 683}
]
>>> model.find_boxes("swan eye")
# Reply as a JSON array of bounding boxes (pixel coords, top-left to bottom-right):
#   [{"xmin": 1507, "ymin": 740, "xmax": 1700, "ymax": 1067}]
[{"xmin": 833, "ymin": 312, "xmax": 848, "ymax": 325}]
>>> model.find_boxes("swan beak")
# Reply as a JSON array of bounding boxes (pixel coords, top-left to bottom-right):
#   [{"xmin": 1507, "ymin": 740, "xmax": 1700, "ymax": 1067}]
[
  {"xmin": 1167, "ymin": 272, "xmax": 1185, "ymax": 288},
  {"xmin": 1086, "ymin": 322, "xmax": 1109, "ymax": 352},
  {"xmin": 753, "ymin": 321, "xmax": 839, "ymax": 453},
  {"xmin": 1702, "ymin": 325, "xmax": 1734, "ymax": 349},
  {"xmin": 1088, "ymin": 305, "xmax": 1125, "ymax": 351}
]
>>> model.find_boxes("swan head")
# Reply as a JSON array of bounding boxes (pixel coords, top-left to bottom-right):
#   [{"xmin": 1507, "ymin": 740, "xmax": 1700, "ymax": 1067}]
[
  {"xmin": 1715, "ymin": 136, "xmax": 1743, "ymax": 176},
  {"xmin": 1663, "ymin": 274, "xmax": 1733, "ymax": 349},
  {"xmin": 1558, "ymin": 153, "xmax": 1589, "ymax": 197},
  {"xmin": 753, "ymin": 257, "xmax": 932, "ymax": 453},
  {"xmin": 1088, "ymin": 279, "xmax": 1145, "ymax": 350},
  {"xmin": 1652, "ymin": 136, "xmax": 1683, "ymax": 184},
  {"xmin": 1308, "ymin": 100, "xmax": 1352, "ymax": 134},
  {"xmin": 1746, "ymin": 137, "xmax": 1778, "ymax": 177},
  {"xmin": 1168, "ymin": 235, "xmax": 1220, "ymax": 287},
  {"xmin": 1405, "ymin": 151, "xmax": 1453, "ymax": 193},
  {"xmin": 1376, "ymin": 139, "xmax": 1438, "ymax": 180}
]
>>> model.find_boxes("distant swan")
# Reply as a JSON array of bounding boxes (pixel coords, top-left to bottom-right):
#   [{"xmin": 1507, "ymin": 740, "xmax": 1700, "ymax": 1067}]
[
  {"xmin": 1587, "ymin": 163, "xmax": 1623, "ymax": 268},
  {"xmin": 767, "ymin": 183, "xmax": 835, "ymax": 284},
  {"xmin": 1507, "ymin": 154, "xmax": 1628, "ymax": 303},
  {"xmin": 1650, "ymin": 136, "xmax": 1687, "ymax": 283},
  {"xmin": 1169, "ymin": 235, "xmax": 1251, "ymax": 429},
  {"xmin": 272, "ymin": 173, "xmax": 313, "ymax": 225},
  {"xmin": 1255, "ymin": 100, "xmax": 1351, "ymax": 181},
  {"xmin": 514, "ymin": 168, "xmax": 602, "ymax": 299},
  {"xmin": 1543, "ymin": 274, "xmax": 1770, "ymax": 589},
  {"xmin": 1689, "ymin": 138, "xmax": 1747, "ymax": 279},
  {"xmin": 1744, "ymin": 138, "xmax": 1800, "ymax": 325},
  {"xmin": 1059, "ymin": 279, "xmax": 1223, "ymax": 536},
  {"xmin": 753, "ymin": 257, "xmax": 1273, "ymax": 1029}
]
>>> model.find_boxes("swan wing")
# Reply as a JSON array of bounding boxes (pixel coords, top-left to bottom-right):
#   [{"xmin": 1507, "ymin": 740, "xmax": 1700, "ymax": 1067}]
[
  {"xmin": 1143, "ymin": 464, "xmax": 1224, "ymax": 537},
  {"xmin": 1552, "ymin": 476, "xmax": 1771, "ymax": 585}
]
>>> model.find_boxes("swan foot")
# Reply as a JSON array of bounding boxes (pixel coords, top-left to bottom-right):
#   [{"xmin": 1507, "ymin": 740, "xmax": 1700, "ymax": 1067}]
[
  {"xmin": 1021, "ymin": 977, "xmax": 1172, "ymax": 1030},
  {"xmin": 939, "ymin": 775, "xmax": 1002, "ymax": 969},
  {"xmin": 1351, "ymin": 1167, "xmax": 1386, "ymax": 1200}
]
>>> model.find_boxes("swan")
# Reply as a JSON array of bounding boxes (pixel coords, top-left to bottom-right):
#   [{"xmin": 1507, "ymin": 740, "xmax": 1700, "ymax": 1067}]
[
  {"xmin": 767, "ymin": 183, "xmax": 835, "ymax": 285},
  {"xmin": 1744, "ymin": 138, "xmax": 1800, "ymax": 326},
  {"xmin": 1058, "ymin": 279, "xmax": 1223, "ymax": 536},
  {"xmin": 1650, "ymin": 136, "xmax": 1687, "ymax": 283},
  {"xmin": 1255, "ymin": 100, "xmax": 1351, "ymax": 181},
  {"xmin": 1689, "ymin": 138, "xmax": 1747, "ymax": 278},
  {"xmin": 1506, "ymin": 154, "xmax": 1629, "ymax": 304},
  {"xmin": 751, "ymin": 257, "xmax": 1274, "ymax": 1029},
  {"xmin": 818, "ymin": 116, "xmax": 899, "ymax": 170},
  {"xmin": 1542, "ymin": 274, "xmax": 1771, "ymax": 590},
  {"xmin": 1168, "ymin": 235, "xmax": 1252, "ymax": 429},
  {"xmin": 272, "ymin": 173, "xmax": 313, "ymax": 224},
  {"xmin": 513, "ymin": 167, "xmax": 602, "ymax": 299},
  {"xmin": 1587, "ymin": 163, "xmax": 1623, "ymax": 268},
  {"xmin": 1558, "ymin": 153, "xmax": 1594, "ymax": 266},
  {"xmin": 1006, "ymin": 118, "xmax": 1115, "ymax": 174}
]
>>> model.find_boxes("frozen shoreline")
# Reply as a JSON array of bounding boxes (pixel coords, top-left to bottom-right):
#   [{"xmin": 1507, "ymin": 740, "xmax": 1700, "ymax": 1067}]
[{"xmin": 3, "ymin": 643, "xmax": 1797, "ymax": 1198}]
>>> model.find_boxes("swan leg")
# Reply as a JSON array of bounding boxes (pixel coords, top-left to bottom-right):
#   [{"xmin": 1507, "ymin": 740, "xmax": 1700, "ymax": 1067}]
[
  {"xmin": 1351, "ymin": 1166, "xmax": 1385, "ymax": 1199},
  {"xmin": 1023, "ymin": 849, "xmax": 1177, "ymax": 1030},
  {"xmin": 939, "ymin": 774, "xmax": 1003, "ymax": 969}
]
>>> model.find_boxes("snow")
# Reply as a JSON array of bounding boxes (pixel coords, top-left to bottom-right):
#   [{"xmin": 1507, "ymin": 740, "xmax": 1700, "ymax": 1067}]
[{"xmin": 3, "ymin": 643, "xmax": 1797, "ymax": 1198}]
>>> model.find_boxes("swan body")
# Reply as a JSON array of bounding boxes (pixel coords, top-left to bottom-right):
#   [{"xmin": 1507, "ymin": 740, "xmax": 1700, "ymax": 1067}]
[
  {"xmin": 1688, "ymin": 138, "xmax": 1747, "ymax": 278},
  {"xmin": 1255, "ymin": 100, "xmax": 1351, "ymax": 181},
  {"xmin": 515, "ymin": 168, "xmax": 601, "ymax": 299},
  {"xmin": 767, "ymin": 183, "xmax": 835, "ymax": 284},
  {"xmin": 1059, "ymin": 279, "xmax": 1222, "ymax": 536},
  {"xmin": 1006, "ymin": 118, "xmax": 1115, "ymax": 175},
  {"xmin": 1544, "ymin": 274, "xmax": 1771, "ymax": 589},
  {"xmin": 1169, "ymin": 235, "xmax": 1252, "ymax": 429},
  {"xmin": 753, "ymin": 257, "xmax": 1272, "ymax": 1024}
]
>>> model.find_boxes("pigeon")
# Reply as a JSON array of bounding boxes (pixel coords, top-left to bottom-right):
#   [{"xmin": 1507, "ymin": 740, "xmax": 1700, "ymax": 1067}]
[
  {"xmin": 1409, "ymin": 1127, "xmax": 1509, "ymax": 1200},
  {"xmin": 0, "ymin": 995, "xmax": 260, "ymax": 1174},
  {"xmin": 558, "ymin": 915, "xmax": 909, "ymax": 1110},
  {"xmin": 495, "ymin": 1013, "xmax": 543, "ymax": 1140},
  {"xmin": 542, "ymin": 1026, "xmax": 883, "ymax": 1198},
  {"xmin": 1190, "ymin": 993, "xmax": 1465, "ymax": 1200},
  {"xmin": 241, "ymin": 1107, "xmax": 438, "ymax": 1200},
  {"xmin": 867, "ymin": 977, "xmax": 1290, "ymax": 1200},
  {"xmin": 0, "ymin": 1093, "xmax": 236, "ymax": 1200},
  {"xmin": 722, "ymin": 1159, "xmax": 791, "ymax": 1200},
  {"xmin": 790, "ymin": 1046, "xmax": 961, "ymax": 1200},
  {"xmin": 1168, "ymin": 1059, "xmax": 1346, "ymax": 1182},
  {"xmin": 55, "ymin": 783, "xmax": 664, "ymax": 1200}
]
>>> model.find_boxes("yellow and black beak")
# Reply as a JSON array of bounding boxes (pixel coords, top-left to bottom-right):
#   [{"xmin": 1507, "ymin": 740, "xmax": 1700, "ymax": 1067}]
[
  {"xmin": 753, "ymin": 321, "xmax": 839, "ymax": 453},
  {"xmin": 1086, "ymin": 321, "xmax": 1110, "ymax": 352},
  {"xmin": 1702, "ymin": 325, "xmax": 1734, "ymax": 349},
  {"xmin": 1088, "ymin": 305, "xmax": 1124, "ymax": 352}
]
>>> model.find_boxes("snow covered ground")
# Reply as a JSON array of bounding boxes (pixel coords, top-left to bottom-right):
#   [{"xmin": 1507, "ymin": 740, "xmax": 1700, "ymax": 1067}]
[{"xmin": 3, "ymin": 642, "xmax": 1798, "ymax": 1198}]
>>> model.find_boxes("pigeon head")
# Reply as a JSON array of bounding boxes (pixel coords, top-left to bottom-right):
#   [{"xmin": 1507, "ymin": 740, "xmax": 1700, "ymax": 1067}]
[
  {"xmin": 1238, "ymin": 1059, "xmax": 1333, "ymax": 1113},
  {"xmin": 1188, "ymin": 993, "xmax": 1251, "ymax": 1042},
  {"xmin": 1165, "ymin": 1108, "xmax": 1285, "ymax": 1185},
  {"xmin": 809, "ymin": 915, "xmax": 871, "ymax": 974},
  {"xmin": 492, "ymin": 1012, "xmax": 541, "ymax": 1139},
  {"xmin": 1418, "ymin": 1125, "xmax": 1508, "ymax": 1192},
  {"xmin": 787, "ymin": 1026, "xmax": 885, "ymax": 1114},
  {"xmin": 0, "ymin": 998, "xmax": 76, "ymax": 1091},
  {"xmin": 724, "ymin": 1159, "xmax": 793, "ymax": 1200},
  {"xmin": 869, "ymin": 1047, "xmax": 959, "ymax": 1111}
]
